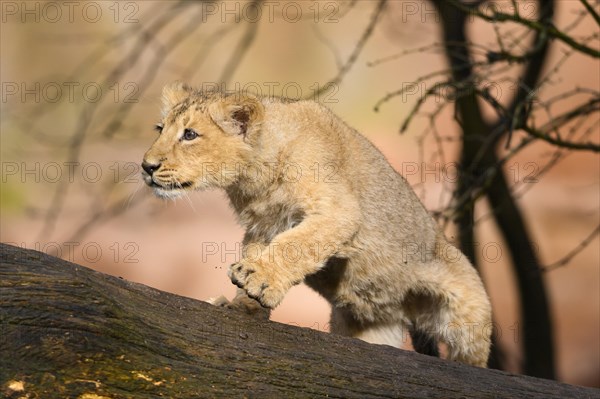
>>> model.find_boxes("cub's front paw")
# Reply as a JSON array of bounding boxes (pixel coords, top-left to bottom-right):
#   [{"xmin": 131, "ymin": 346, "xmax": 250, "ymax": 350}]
[{"xmin": 228, "ymin": 260, "xmax": 288, "ymax": 309}]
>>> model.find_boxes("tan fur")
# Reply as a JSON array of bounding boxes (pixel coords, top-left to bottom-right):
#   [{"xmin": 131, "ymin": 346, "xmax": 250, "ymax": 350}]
[{"xmin": 142, "ymin": 83, "xmax": 492, "ymax": 367}]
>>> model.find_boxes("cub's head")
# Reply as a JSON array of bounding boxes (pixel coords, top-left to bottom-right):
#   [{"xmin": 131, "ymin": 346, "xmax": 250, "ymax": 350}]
[{"xmin": 141, "ymin": 83, "xmax": 264, "ymax": 198}]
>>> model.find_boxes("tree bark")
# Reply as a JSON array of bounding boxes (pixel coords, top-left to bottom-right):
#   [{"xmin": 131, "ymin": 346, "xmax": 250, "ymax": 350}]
[{"xmin": 0, "ymin": 244, "xmax": 594, "ymax": 398}]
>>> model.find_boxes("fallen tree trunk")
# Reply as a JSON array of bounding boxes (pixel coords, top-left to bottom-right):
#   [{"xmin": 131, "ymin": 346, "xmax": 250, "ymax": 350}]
[{"xmin": 0, "ymin": 243, "xmax": 596, "ymax": 398}]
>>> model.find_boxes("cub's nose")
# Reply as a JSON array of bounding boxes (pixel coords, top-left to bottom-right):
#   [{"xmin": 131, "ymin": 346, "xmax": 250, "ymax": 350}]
[{"xmin": 141, "ymin": 161, "xmax": 161, "ymax": 175}]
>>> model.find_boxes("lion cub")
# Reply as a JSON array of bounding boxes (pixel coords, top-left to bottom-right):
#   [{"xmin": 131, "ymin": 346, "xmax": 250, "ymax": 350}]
[{"xmin": 142, "ymin": 83, "xmax": 492, "ymax": 367}]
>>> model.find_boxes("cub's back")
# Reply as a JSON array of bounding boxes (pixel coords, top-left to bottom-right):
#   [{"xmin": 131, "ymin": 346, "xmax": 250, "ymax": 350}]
[{"xmin": 261, "ymin": 98, "xmax": 439, "ymax": 249}]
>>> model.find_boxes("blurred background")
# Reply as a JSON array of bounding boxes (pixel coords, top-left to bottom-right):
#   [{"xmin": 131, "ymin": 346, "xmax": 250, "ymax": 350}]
[{"xmin": 1, "ymin": 0, "xmax": 598, "ymax": 387}]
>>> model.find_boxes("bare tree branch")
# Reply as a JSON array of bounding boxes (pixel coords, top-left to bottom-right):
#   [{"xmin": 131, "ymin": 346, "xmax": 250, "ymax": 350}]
[{"xmin": 449, "ymin": 0, "xmax": 600, "ymax": 58}]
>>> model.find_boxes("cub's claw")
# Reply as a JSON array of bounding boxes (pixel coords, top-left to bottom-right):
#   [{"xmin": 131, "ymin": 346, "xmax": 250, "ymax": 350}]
[{"xmin": 228, "ymin": 262, "xmax": 252, "ymax": 287}]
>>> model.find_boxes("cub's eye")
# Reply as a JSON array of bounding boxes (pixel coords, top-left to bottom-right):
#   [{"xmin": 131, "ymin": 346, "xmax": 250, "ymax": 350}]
[
  {"xmin": 182, "ymin": 128, "xmax": 199, "ymax": 141},
  {"xmin": 154, "ymin": 124, "xmax": 164, "ymax": 134}
]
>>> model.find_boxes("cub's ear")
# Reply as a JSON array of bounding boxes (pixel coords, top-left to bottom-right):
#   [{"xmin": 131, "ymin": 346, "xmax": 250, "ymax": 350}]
[
  {"xmin": 208, "ymin": 94, "xmax": 264, "ymax": 137},
  {"xmin": 161, "ymin": 82, "xmax": 193, "ymax": 115}
]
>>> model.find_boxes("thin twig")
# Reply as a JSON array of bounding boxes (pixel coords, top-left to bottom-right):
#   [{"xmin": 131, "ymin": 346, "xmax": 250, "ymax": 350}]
[
  {"xmin": 309, "ymin": 0, "xmax": 387, "ymax": 99},
  {"xmin": 579, "ymin": 0, "xmax": 600, "ymax": 26},
  {"xmin": 543, "ymin": 224, "xmax": 600, "ymax": 271},
  {"xmin": 219, "ymin": 0, "xmax": 262, "ymax": 85}
]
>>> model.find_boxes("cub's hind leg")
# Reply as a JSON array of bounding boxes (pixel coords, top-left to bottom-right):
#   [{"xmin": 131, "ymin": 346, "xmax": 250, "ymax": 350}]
[
  {"xmin": 437, "ymin": 282, "xmax": 491, "ymax": 367},
  {"xmin": 408, "ymin": 261, "xmax": 492, "ymax": 367}
]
